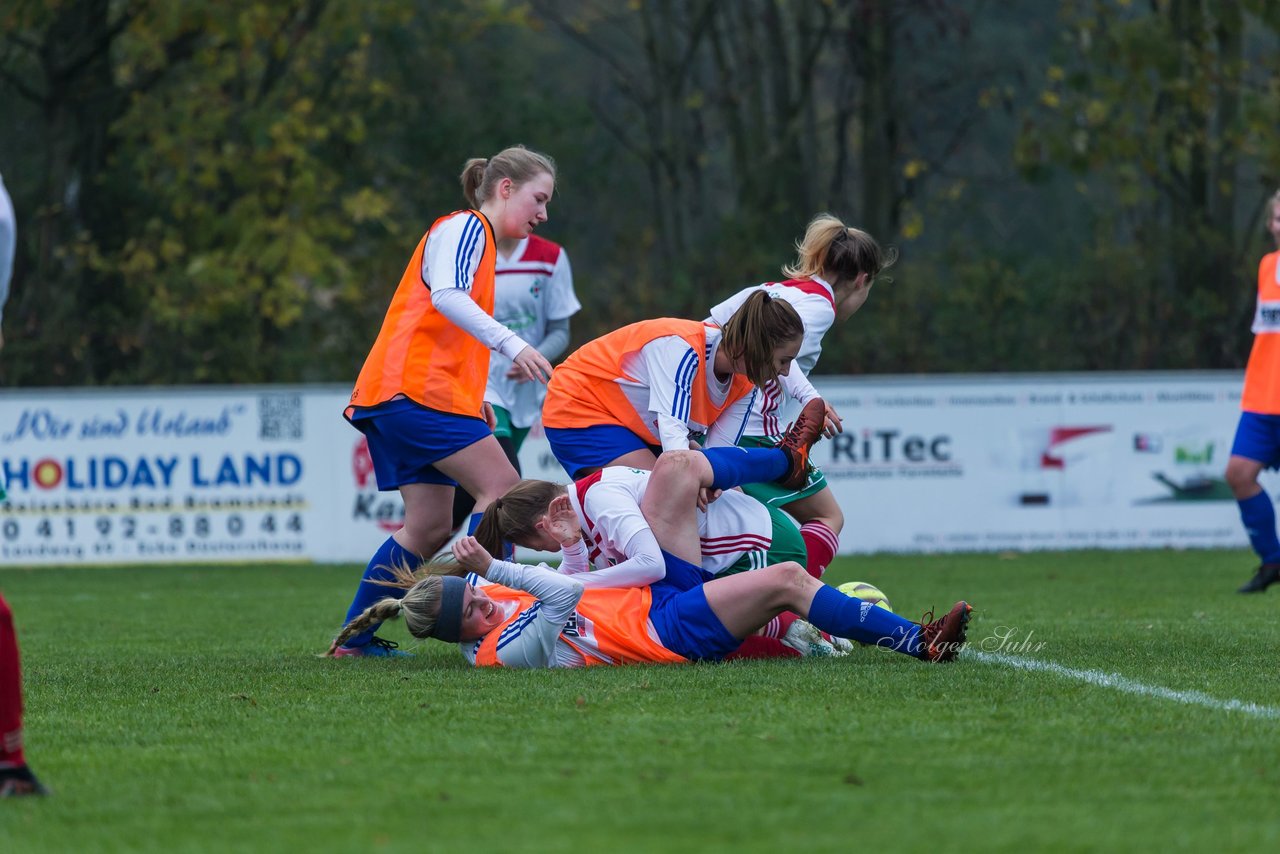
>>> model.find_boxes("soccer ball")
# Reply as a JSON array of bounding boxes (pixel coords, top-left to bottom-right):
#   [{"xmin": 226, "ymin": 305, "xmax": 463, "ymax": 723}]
[{"xmin": 836, "ymin": 581, "xmax": 893, "ymax": 613}]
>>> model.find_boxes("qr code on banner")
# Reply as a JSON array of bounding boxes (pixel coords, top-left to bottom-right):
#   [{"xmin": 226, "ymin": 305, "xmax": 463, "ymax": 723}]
[{"xmin": 258, "ymin": 394, "xmax": 303, "ymax": 440}]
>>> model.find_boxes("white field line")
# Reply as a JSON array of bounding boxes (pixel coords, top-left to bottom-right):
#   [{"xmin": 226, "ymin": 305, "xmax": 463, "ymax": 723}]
[{"xmin": 968, "ymin": 650, "xmax": 1280, "ymax": 720}]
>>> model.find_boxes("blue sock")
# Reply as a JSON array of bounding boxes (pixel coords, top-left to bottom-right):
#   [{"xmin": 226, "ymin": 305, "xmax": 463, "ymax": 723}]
[
  {"xmin": 699, "ymin": 447, "xmax": 787, "ymax": 491},
  {"xmin": 806, "ymin": 584, "xmax": 923, "ymax": 657},
  {"xmin": 1238, "ymin": 491, "xmax": 1280, "ymax": 564},
  {"xmin": 340, "ymin": 536, "xmax": 419, "ymax": 648},
  {"xmin": 469, "ymin": 511, "xmax": 513, "ymax": 560}
]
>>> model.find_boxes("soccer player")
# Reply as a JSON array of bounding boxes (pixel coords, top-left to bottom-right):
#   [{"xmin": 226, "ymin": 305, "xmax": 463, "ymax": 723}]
[
  {"xmin": 470, "ymin": 407, "xmax": 827, "ymax": 589},
  {"xmin": 540, "ymin": 291, "xmax": 805, "ymax": 480},
  {"xmin": 475, "ymin": 401, "xmax": 847, "ymax": 658},
  {"xmin": 450, "ymin": 232, "xmax": 582, "ymax": 530},
  {"xmin": 333, "ymin": 146, "xmax": 558, "ymax": 656},
  {"xmin": 328, "ymin": 399, "xmax": 974, "ymax": 668},
  {"xmin": 707, "ymin": 214, "xmax": 894, "ymax": 579},
  {"xmin": 0, "ymin": 592, "xmax": 47, "ymax": 797},
  {"xmin": 325, "ymin": 532, "xmax": 972, "ymax": 669},
  {"xmin": 1228, "ymin": 188, "xmax": 1280, "ymax": 593}
]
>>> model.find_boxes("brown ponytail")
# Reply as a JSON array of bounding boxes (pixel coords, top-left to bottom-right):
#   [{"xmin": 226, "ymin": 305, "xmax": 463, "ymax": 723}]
[
  {"xmin": 719, "ymin": 291, "xmax": 805, "ymax": 387},
  {"xmin": 475, "ymin": 480, "xmax": 569, "ymax": 554}
]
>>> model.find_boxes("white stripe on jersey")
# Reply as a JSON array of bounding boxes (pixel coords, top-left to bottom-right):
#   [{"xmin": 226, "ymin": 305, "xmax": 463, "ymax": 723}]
[
  {"xmin": 455, "ymin": 215, "xmax": 484, "ymax": 290},
  {"xmin": 671, "ymin": 347, "xmax": 698, "ymax": 420}
]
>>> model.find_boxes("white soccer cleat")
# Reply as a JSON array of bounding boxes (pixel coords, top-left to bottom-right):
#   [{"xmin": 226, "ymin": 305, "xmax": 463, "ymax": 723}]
[{"xmin": 781, "ymin": 619, "xmax": 845, "ymax": 658}]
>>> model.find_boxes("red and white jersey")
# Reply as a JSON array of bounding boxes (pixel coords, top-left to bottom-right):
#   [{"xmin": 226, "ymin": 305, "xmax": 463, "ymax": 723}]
[
  {"xmin": 484, "ymin": 235, "xmax": 581, "ymax": 427},
  {"xmin": 566, "ymin": 466, "xmax": 773, "ymax": 583},
  {"xmin": 708, "ymin": 278, "xmax": 836, "ymax": 438}
]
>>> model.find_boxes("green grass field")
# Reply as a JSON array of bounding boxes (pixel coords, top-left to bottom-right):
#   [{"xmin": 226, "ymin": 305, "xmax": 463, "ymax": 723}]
[{"xmin": 2, "ymin": 550, "xmax": 1279, "ymax": 852}]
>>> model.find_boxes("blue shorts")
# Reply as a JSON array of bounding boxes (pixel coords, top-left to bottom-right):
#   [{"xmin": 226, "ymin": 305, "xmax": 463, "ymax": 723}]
[
  {"xmin": 1231, "ymin": 411, "xmax": 1280, "ymax": 469},
  {"xmin": 349, "ymin": 399, "xmax": 491, "ymax": 490},
  {"xmin": 544, "ymin": 425, "xmax": 661, "ymax": 480},
  {"xmin": 647, "ymin": 550, "xmax": 740, "ymax": 662}
]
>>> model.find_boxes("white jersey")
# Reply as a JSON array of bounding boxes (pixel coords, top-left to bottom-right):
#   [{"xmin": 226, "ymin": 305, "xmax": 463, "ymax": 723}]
[
  {"xmin": 617, "ymin": 327, "xmax": 755, "ymax": 451},
  {"xmin": 564, "ymin": 466, "xmax": 773, "ymax": 587},
  {"xmin": 460, "ymin": 562, "xmax": 591, "ymax": 668},
  {"xmin": 484, "ymin": 235, "xmax": 581, "ymax": 427},
  {"xmin": 708, "ymin": 278, "xmax": 836, "ymax": 438}
]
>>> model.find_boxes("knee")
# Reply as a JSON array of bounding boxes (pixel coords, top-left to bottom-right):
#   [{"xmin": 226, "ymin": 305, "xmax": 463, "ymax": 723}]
[
  {"xmin": 768, "ymin": 561, "xmax": 810, "ymax": 588},
  {"xmin": 1225, "ymin": 459, "xmax": 1260, "ymax": 495},
  {"xmin": 652, "ymin": 450, "xmax": 705, "ymax": 491},
  {"xmin": 0, "ymin": 595, "xmax": 10, "ymax": 626},
  {"xmin": 400, "ymin": 517, "xmax": 454, "ymax": 555},
  {"xmin": 824, "ymin": 506, "xmax": 845, "ymax": 534}
]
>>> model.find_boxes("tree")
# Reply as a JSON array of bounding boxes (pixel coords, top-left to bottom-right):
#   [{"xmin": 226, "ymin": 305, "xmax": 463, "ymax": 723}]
[{"xmin": 1017, "ymin": 0, "xmax": 1280, "ymax": 368}]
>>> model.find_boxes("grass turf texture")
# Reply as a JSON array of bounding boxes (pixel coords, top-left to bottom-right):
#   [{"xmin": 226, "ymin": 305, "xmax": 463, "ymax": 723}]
[{"xmin": 2, "ymin": 550, "xmax": 1279, "ymax": 852}]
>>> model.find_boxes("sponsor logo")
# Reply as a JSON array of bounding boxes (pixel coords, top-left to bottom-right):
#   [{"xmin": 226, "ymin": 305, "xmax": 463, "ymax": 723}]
[
  {"xmin": 350, "ymin": 438, "xmax": 402, "ymax": 533},
  {"xmin": 1, "ymin": 454, "xmax": 302, "ymax": 492}
]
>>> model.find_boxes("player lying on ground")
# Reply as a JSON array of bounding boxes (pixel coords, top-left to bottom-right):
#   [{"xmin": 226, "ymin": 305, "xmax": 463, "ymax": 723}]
[
  {"xmin": 326, "ymin": 534, "xmax": 972, "ymax": 668},
  {"xmin": 476, "ymin": 405, "xmax": 847, "ymax": 658},
  {"xmin": 327, "ymin": 403, "xmax": 972, "ymax": 667},
  {"xmin": 336, "ymin": 398, "xmax": 830, "ymax": 655}
]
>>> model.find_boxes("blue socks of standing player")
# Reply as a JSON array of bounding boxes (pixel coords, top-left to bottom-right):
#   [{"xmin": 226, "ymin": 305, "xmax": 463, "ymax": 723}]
[
  {"xmin": 1237, "ymin": 491, "xmax": 1280, "ymax": 564},
  {"xmin": 699, "ymin": 447, "xmax": 787, "ymax": 491},
  {"xmin": 340, "ymin": 535, "xmax": 420, "ymax": 649},
  {"xmin": 806, "ymin": 584, "xmax": 925, "ymax": 658}
]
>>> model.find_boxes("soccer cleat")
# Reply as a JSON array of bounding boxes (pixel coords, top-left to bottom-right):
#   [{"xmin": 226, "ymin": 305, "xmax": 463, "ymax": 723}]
[
  {"xmin": 781, "ymin": 619, "xmax": 844, "ymax": 658},
  {"xmin": 826, "ymin": 634, "xmax": 855, "ymax": 655},
  {"xmin": 330, "ymin": 636, "xmax": 413, "ymax": 658},
  {"xmin": 1237, "ymin": 563, "xmax": 1280, "ymax": 594},
  {"xmin": 776, "ymin": 398, "xmax": 827, "ymax": 490},
  {"xmin": 917, "ymin": 601, "xmax": 972, "ymax": 662},
  {"xmin": 0, "ymin": 766, "xmax": 49, "ymax": 798}
]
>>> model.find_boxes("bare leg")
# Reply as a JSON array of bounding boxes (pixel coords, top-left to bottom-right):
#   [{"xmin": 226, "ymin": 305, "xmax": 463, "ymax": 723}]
[
  {"xmin": 393, "ymin": 482, "xmax": 458, "ymax": 557},
  {"xmin": 604, "ymin": 448, "xmax": 660, "ymax": 471},
  {"xmin": 640, "ymin": 451, "xmax": 716, "ymax": 565},
  {"xmin": 434, "ymin": 434, "xmax": 523, "ymax": 513},
  {"xmin": 1226, "ymin": 455, "xmax": 1265, "ymax": 500},
  {"xmin": 781, "ymin": 486, "xmax": 844, "ymax": 533},
  {"xmin": 699, "ymin": 562, "xmax": 820, "ymax": 639}
]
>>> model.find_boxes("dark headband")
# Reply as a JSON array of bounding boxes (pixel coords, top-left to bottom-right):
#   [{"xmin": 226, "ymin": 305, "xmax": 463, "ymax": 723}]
[{"xmin": 431, "ymin": 575, "xmax": 467, "ymax": 644}]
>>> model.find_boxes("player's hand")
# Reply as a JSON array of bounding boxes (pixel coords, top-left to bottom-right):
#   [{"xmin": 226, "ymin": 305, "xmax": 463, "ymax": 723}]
[
  {"xmin": 511, "ymin": 346, "xmax": 553, "ymax": 384},
  {"xmin": 452, "ymin": 536, "xmax": 495, "ymax": 574},
  {"xmin": 697, "ymin": 487, "xmax": 722, "ymax": 512},
  {"xmin": 822, "ymin": 402, "xmax": 843, "ymax": 439},
  {"xmin": 481, "ymin": 401, "xmax": 497, "ymax": 430},
  {"xmin": 505, "ymin": 364, "xmax": 533, "ymax": 383},
  {"xmin": 541, "ymin": 495, "xmax": 583, "ymax": 546}
]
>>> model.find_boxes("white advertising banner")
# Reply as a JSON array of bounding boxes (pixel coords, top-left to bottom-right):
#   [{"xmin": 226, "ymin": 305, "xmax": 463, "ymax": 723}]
[{"xmin": 0, "ymin": 373, "xmax": 1268, "ymax": 565}]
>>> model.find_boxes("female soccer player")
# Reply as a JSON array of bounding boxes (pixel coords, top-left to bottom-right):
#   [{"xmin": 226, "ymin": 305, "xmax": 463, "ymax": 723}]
[
  {"xmin": 541, "ymin": 291, "xmax": 806, "ymax": 480},
  {"xmin": 1228, "ymin": 188, "xmax": 1280, "ymax": 593},
  {"xmin": 707, "ymin": 214, "xmax": 894, "ymax": 579},
  {"xmin": 333, "ymin": 146, "xmax": 558, "ymax": 656},
  {"xmin": 325, "ymin": 529, "xmax": 971, "ymax": 669},
  {"xmin": 471, "ymin": 418, "xmax": 849, "ymax": 659},
  {"xmin": 470, "ymin": 415, "xmax": 826, "ymax": 589}
]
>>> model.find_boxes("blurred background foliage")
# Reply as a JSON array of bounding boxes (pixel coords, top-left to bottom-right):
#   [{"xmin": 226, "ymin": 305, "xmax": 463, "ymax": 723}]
[{"xmin": 1, "ymin": 0, "xmax": 1279, "ymax": 386}]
